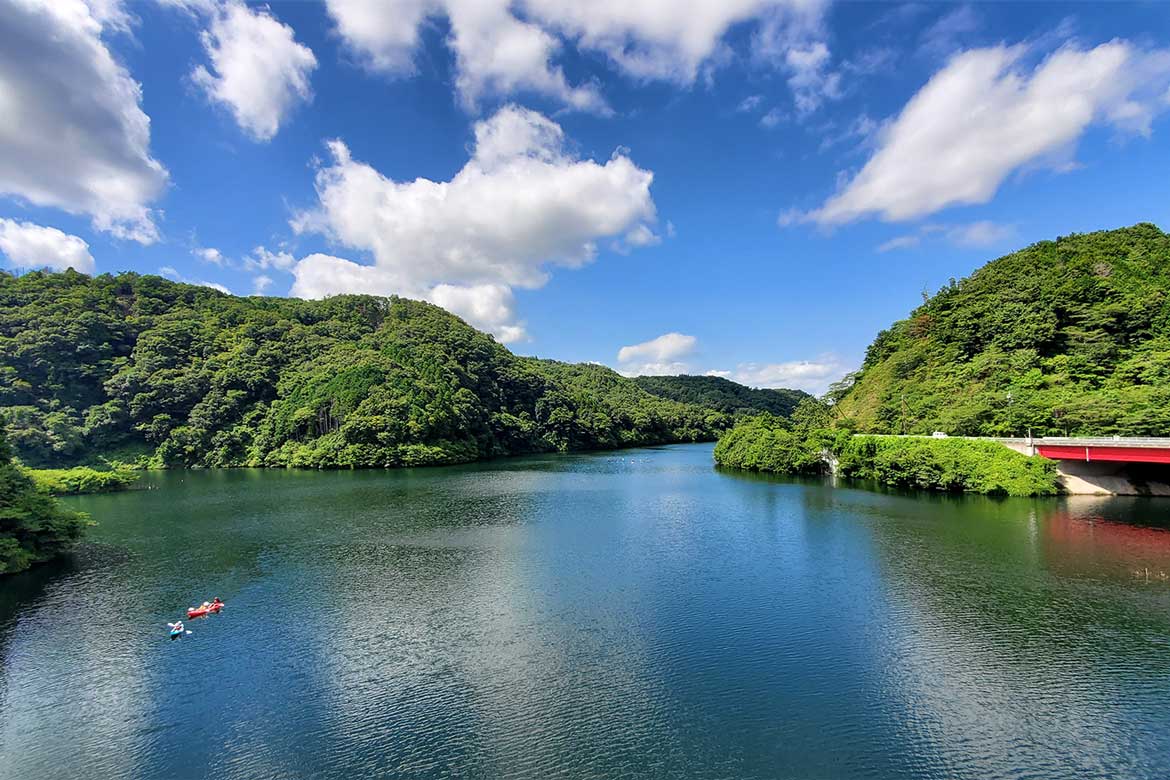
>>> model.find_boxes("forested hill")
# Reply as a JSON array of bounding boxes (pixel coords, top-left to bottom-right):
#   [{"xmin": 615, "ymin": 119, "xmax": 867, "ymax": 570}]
[
  {"xmin": 0, "ymin": 271, "xmax": 728, "ymax": 469},
  {"xmin": 835, "ymin": 223, "xmax": 1170, "ymax": 436},
  {"xmin": 634, "ymin": 375, "xmax": 809, "ymax": 418}
]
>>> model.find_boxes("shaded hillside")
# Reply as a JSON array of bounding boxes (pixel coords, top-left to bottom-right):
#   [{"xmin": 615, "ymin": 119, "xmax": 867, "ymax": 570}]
[
  {"xmin": 633, "ymin": 374, "xmax": 809, "ymax": 418},
  {"xmin": 836, "ymin": 223, "xmax": 1170, "ymax": 436},
  {"xmin": 0, "ymin": 270, "xmax": 727, "ymax": 468}
]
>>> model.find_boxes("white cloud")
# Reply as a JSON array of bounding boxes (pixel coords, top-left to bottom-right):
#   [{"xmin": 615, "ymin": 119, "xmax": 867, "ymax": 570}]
[
  {"xmin": 191, "ymin": 1, "xmax": 317, "ymax": 141},
  {"xmin": 944, "ymin": 220, "xmax": 1015, "ymax": 247},
  {"xmin": 715, "ymin": 355, "xmax": 847, "ymax": 395},
  {"xmin": 783, "ymin": 41, "xmax": 841, "ymax": 116},
  {"xmin": 245, "ymin": 245, "xmax": 295, "ymax": 271},
  {"xmin": 752, "ymin": 2, "xmax": 839, "ymax": 117},
  {"xmin": 429, "ymin": 282, "xmax": 528, "ymax": 343},
  {"xmin": 804, "ymin": 41, "xmax": 1170, "ymax": 226},
  {"xmin": 919, "ymin": 5, "xmax": 981, "ymax": 59},
  {"xmin": 875, "ymin": 220, "xmax": 1016, "ymax": 252},
  {"xmin": 159, "ymin": 265, "xmax": 231, "ymax": 294},
  {"xmin": 194, "ymin": 246, "xmax": 224, "ymax": 265},
  {"xmin": 445, "ymin": 0, "xmax": 609, "ymax": 113},
  {"xmin": 876, "ymin": 235, "xmax": 920, "ymax": 253},
  {"xmin": 616, "ymin": 332, "xmax": 697, "ymax": 375},
  {"xmin": 531, "ymin": 0, "xmax": 825, "ymax": 83},
  {"xmin": 738, "ymin": 94, "xmax": 764, "ymax": 112},
  {"xmin": 324, "ymin": 0, "xmax": 431, "ymax": 73},
  {"xmin": 326, "ymin": 0, "xmax": 829, "ymax": 110},
  {"xmin": 290, "ymin": 105, "xmax": 657, "ymax": 342},
  {"xmin": 0, "ymin": 218, "xmax": 94, "ymax": 273},
  {"xmin": 613, "ymin": 337, "xmax": 848, "ymax": 394},
  {"xmin": 252, "ymin": 274, "xmax": 273, "ymax": 294},
  {"xmin": 0, "ymin": 0, "xmax": 168, "ymax": 243},
  {"xmin": 760, "ymin": 107, "xmax": 785, "ymax": 128}
]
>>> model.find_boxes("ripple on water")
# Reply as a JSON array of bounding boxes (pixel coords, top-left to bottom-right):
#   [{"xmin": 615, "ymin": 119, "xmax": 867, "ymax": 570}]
[{"xmin": 3, "ymin": 445, "xmax": 1170, "ymax": 779}]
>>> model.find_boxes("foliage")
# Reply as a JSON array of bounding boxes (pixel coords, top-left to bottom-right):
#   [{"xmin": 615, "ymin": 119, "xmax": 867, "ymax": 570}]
[
  {"xmin": 715, "ymin": 401, "xmax": 1059, "ymax": 497},
  {"xmin": 0, "ymin": 270, "xmax": 726, "ymax": 469},
  {"xmin": 836, "ymin": 437, "xmax": 1059, "ymax": 497},
  {"xmin": 0, "ymin": 430, "xmax": 90, "ymax": 574},
  {"xmin": 835, "ymin": 224, "xmax": 1170, "ymax": 436},
  {"xmin": 23, "ymin": 466, "xmax": 139, "ymax": 495},
  {"xmin": 633, "ymin": 374, "xmax": 809, "ymax": 419},
  {"xmin": 713, "ymin": 398, "xmax": 841, "ymax": 475}
]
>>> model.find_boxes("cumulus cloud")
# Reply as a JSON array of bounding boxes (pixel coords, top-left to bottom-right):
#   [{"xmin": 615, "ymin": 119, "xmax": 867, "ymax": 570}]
[
  {"xmin": 802, "ymin": 41, "xmax": 1170, "ymax": 226},
  {"xmin": 712, "ymin": 355, "xmax": 848, "ymax": 395},
  {"xmin": 324, "ymin": 0, "xmax": 431, "ymax": 73},
  {"xmin": 0, "ymin": 218, "xmax": 94, "ymax": 273},
  {"xmin": 191, "ymin": 1, "xmax": 317, "ymax": 141},
  {"xmin": 429, "ymin": 282, "xmax": 528, "ymax": 343},
  {"xmin": 326, "ymin": 0, "xmax": 828, "ymax": 110},
  {"xmin": 0, "ymin": 0, "xmax": 168, "ymax": 242},
  {"xmin": 290, "ymin": 105, "xmax": 657, "ymax": 342},
  {"xmin": 193, "ymin": 246, "xmax": 225, "ymax": 265},
  {"xmin": 616, "ymin": 332, "xmax": 697, "ymax": 376}
]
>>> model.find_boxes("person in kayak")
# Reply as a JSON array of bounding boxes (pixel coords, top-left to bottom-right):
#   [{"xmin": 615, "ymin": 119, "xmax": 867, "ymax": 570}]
[
  {"xmin": 168, "ymin": 620, "xmax": 185, "ymax": 639},
  {"xmin": 211, "ymin": 597, "xmax": 223, "ymax": 608}
]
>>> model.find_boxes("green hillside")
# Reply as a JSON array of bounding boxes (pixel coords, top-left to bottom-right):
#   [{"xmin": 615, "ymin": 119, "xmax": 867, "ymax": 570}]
[
  {"xmin": 836, "ymin": 223, "xmax": 1170, "ymax": 436},
  {"xmin": 633, "ymin": 374, "xmax": 809, "ymax": 418},
  {"xmin": 0, "ymin": 270, "xmax": 727, "ymax": 469}
]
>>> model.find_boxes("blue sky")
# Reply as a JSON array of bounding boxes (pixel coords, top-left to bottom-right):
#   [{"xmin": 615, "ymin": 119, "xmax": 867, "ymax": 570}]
[{"xmin": 2, "ymin": 1, "xmax": 1169, "ymax": 393}]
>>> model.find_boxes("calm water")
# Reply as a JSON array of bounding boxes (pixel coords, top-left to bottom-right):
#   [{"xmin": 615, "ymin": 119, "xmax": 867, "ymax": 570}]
[{"xmin": 2, "ymin": 443, "xmax": 1170, "ymax": 780}]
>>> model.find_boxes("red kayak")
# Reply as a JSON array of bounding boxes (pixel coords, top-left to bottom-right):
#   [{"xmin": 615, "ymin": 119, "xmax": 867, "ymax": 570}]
[{"xmin": 187, "ymin": 602, "xmax": 224, "ymax": 619}]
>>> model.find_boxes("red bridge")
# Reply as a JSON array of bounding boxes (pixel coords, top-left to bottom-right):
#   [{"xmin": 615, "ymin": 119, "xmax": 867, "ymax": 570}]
[{"xmin": 1014, "ymin": 438, "xmax": 1170, "ymax": 465}]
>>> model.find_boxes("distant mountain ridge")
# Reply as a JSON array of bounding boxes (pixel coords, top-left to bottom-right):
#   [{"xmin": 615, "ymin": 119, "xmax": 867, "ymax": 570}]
[
  {"xmin": 0, "ymin": 270, "xmax": 728, "ymax": 469},
  {"xmin": 634, "ymin": 374, "xmax": 810, "ymax": 418},
  {"xmin": 835, "ymin": 223, "xmax": 1170, "ymax": 436}
]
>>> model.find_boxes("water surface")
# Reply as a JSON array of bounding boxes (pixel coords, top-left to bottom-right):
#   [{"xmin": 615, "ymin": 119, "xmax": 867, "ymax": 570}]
[{"xmin": 2, "ymin": 443, "xmax": 1169, "ymax": 779}]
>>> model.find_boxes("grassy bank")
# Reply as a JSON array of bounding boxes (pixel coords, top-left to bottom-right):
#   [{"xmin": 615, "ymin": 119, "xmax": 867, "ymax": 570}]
[
  {"xmin": 23, "ymin": 466, "xmax": 139, "ymax": 495},
  {"xmin": 714, "ymin": 412, "xmax": 1059, "ymax": 497}
]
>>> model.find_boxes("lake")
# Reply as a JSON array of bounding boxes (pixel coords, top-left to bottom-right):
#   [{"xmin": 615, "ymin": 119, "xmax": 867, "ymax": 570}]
[{"xmin": 2, "ymin": 443, "xmax": 1169, "ymax": 779}]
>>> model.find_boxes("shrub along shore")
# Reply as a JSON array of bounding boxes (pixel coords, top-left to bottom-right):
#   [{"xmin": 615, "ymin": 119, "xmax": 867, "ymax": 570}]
[
  {"xmin": 22, "ymin": 466, "xmax": 139, "ymax": 495},
  {"xmin": 714, "ymin": 408, "xmax": 1060, "ymax": 497}
]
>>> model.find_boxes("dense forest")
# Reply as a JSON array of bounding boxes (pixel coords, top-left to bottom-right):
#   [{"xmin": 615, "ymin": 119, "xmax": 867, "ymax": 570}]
[
  {"xmin": 834, "ymin": 224, "xmax": 1170, "ymax": 436},
  {"xmin": 633, "ymin": 375, "xmax": 808, "ymax": 418},
  {"xmin": 0, "ymin": 271, "xmax": 728, "ymax": 469}
]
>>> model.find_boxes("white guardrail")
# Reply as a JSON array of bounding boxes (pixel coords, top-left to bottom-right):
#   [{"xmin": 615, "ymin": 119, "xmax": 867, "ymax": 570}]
[{"xmin": 879, "ymin": 435, "xmax": 1170, "ymax": 449}]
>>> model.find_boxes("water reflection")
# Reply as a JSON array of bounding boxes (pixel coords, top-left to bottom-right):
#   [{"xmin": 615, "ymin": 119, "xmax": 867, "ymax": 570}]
[{"xmin": 2, "ymin": 445, "xmax": 1169, "ymax": 779}]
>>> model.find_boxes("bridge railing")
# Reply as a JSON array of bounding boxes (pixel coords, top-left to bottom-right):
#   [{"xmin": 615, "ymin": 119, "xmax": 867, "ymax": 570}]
[{"xmin": 870, "ymin": 435, "xmax": 1170, "ymax": 449}]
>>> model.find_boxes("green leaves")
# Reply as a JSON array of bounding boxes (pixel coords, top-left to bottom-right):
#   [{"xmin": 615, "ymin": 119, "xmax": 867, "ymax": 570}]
[
  {"xmin": 0, "ymin": 430, "xmax": 90, "ymax": 574},
  {"xmin": 837, "ymin": 224, "xmax": 1170, "ymax": 437},
  {"xmin": 0, "ymin": 271, "xmax": 724, "ymax": 472}
]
